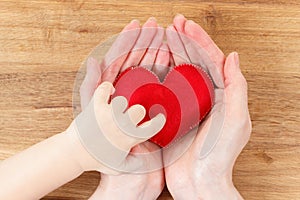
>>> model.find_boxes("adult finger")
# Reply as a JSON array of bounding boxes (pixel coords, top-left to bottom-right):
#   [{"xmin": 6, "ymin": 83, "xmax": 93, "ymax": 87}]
[
  {"xmin": 173, "ymin": 15, "xmax": 224, "ymax": 88},
  {"xmin": 152, "ymin": 43, "xmax": 170, "ymax": 81},
  {"xmin": 224, "ymin": 52, "xmax": 248, "ymax": 113},
  {"xmin": 101, "ymin": 20, "xmax": 141, "ymax": 82},
  {"xmin": 121, "ymin": 17, "xmax": 158, "ymax": 71},
  {"xmin": 139, "ymin": 26, "xmax": 164, "ymax": 70},
  {"xmin": 184, "ymin": 20, "xmax": 225, "ymax": 88},
  {"xmin": 166, "ymin": 25, "xmax": 190, "ymax": 65},
  {"xmin": 173, "ymin": 15, "xmax": 209, "ymax": 71},
  {"xmin": 80, "ymin": 57, "xmax": 101, "ymax": 109},
  {"xmin": 111, "ymin": 99, "xmax": 166, "ymax": 140},
  {"xmin": 173, "ymin": 14, "xmax": 187, "ymax": 32}
]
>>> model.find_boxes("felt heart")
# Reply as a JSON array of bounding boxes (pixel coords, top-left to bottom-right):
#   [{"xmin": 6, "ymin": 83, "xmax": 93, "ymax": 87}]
[{"xmin": 112, "ymin": 64, "xmax": 214, "ymax": 147}]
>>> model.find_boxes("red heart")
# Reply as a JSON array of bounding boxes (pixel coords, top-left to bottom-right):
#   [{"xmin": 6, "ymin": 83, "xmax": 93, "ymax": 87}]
[{"xmin": 112, "ymin": 64, "xmax": 214, "ymax": 147}]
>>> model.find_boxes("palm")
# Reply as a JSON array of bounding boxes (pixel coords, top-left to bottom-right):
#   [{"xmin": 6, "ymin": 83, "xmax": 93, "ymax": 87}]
[
  {"xmin": 164, "ymin": 15, "xmax": 251, "ymax": 197},
  {"xmin": 79, "ymin": 15, "xmax": 251, "ymax": 199}
]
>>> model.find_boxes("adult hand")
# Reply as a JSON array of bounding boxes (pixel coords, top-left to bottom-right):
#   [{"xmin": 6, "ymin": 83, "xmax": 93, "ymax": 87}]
[
  {"xmin": 79, "ymin": 18, "xmax": 170, "ymax": 200},
  {"xmin": 164, "ymin": 14, "xmax": 251, "ymax": 199}
]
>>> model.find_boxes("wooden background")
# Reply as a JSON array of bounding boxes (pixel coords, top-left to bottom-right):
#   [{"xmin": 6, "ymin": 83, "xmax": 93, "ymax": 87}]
[{"xmin": 0, "ymin": 0, "xmax": 299, "ymax": 199}]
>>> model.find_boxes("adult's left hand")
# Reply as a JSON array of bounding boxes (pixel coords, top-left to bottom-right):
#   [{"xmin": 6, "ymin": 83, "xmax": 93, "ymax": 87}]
[{"xmin": 79, "ymin": 18, "xmax": 170, "ymax": 200}]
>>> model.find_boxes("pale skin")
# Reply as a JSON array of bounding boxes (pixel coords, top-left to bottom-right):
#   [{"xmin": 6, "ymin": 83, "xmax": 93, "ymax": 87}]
[
  {"xmin": 0, "ymin": 15, "xmax": 251, "ymax": 200},
  {"xmin": 85, "ymin": 18, "xmax": 169, "ymax": 200},
  {"xmin": 0, "ymin": 80, "xmax": 166, "ymax": 199},
  {"xmin": 86, "ymin": 15, "xmax": 251, "ymax": 199},
  {"xmin": 0, "ymin": 17, "xmax": 168, "ymax": 200},
  {"xmin": 164, "ymin": 15, "xmax": 251, "ymax": 200}
]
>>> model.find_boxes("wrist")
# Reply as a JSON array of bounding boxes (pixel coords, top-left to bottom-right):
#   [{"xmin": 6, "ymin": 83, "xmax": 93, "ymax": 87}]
[
  {"xmin": 0, "ymin": 131, "xmax": 86, "ymax": 199},
  {"xmin": 195, "ymin": 178, "xmax": 242, "ymax": 200},
  {"xmin": 90, "ymin": 174, "xmax": 162, "ymax": 200},
  {"xmin": 64, "ymin": 121, "xmax": 100, "ymax": 172},
  {"xmin": 169, "ymin": 170, "xmax": 243, "ymax": 200},
  {"xmin": 65, "ymin": 120, "xmax": 130, "ymax": 175},
  {"xmin": 172, "ymin": 182, "xmax": 242, "ymax": 200}
]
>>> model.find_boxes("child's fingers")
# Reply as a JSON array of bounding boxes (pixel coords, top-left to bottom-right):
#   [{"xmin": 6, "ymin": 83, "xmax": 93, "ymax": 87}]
[
  {"xmin": 94, "ymin": 82, "xmax": 115, "ymax": 105},
  {"xmin": 137, "ymin": 113, "xmax": 166, "ymax": 141},
  {"xmin": 111, "ymin": 97, "xmax": 166, "ymax": 140},
  {"xmin": 127, "ymin": 104, "xmax": 146, "ymax": 126}
]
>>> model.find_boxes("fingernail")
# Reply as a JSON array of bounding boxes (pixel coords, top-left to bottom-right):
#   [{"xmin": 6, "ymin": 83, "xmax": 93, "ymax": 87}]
[
  {"xmin": 186, "ymin": 20, "xmax": 195, "ymax": 25},
  {"xmin": 233, "ymin": 52, "xmax": 240, "ymax": 67},
  {"xmin": 175, "ymin": 13, "xmax": 185, "ymax": 18},
  {"xmin": 148, "ymin": 17, "xmax": 157, "ymax": 22},
  {"xmin": 167, "ymin": 24, "xmax": 175, "ymax": 30},
  {"xmin": 102, "ymin": 81, "xmax": 115, "ymax": 94},
  {"xmin": 131, "ymin": 19, "xmax": 140, "ymax": 24},
  {"xmin": 111, "ymin": 86, "xmax": 116, "ymax": 94},
  {"xmin": 101, "ymin": 81, "xmax": 111, "ymax": 88},
  {"xmin": 87, "ymin": 56, "xmax": 93, "ymax": 63}
]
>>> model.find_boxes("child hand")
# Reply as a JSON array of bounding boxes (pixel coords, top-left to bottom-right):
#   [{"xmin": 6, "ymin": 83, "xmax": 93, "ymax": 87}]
[{"xmin": 70, "ymin": 81, "xmax": 166, "ymax": 174}]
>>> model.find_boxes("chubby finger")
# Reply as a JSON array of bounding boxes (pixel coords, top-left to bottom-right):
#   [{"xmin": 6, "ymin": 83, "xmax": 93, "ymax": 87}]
[
  {"xmin": 152, "ymin": 43, "xmax": 170, "ymax": 81},
  {"xmin": 101, "ymin": 20, "xmax": 141, "ymax": 82},
  {"xmin": 80, "ymin": 57, "xmax": 101, "ymax": 109},
  {"xmin": 138, "ymin": 113, "xmax": 166, "ymax": 139},
  {"xmin": 121, "ymin": 17, "xmax": 158, "ymax": 71},
  {"xmin": 112, "ymin": 98, "xmax": 166, "ymax": 140},
  {"xmin": 111, "ymin": 96, "xmax": 128, "ymax": 113},
  {"xmin": 127, "ymin": 113, "xmax": 166, "ymax": 148},
  {"xmin": 94, "ymin": 82, "xmax": 115, "ymax": 104},
  {"xmin": 127, "ymin": 104, "xmax": 146, "ymax": 125},
  {"xmin": 224, "ymin": 53, "xmax": 251, "ymax": 145}
]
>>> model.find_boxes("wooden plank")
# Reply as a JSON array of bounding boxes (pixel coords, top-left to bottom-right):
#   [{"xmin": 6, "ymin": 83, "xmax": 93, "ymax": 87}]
[{"xmin": 0, "ymin": 0, "xmax": 299, "ymax": 199}]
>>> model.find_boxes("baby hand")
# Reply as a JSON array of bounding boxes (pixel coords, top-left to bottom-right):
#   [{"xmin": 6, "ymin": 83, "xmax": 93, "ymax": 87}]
[{"xmin": 69, "ymin": 82, "xmax": 166, "ymax": 174}]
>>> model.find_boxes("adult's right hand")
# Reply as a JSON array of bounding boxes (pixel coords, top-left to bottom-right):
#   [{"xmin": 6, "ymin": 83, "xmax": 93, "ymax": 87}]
[{"xmin": 164, "ymin": 14, "xmax": 252, "ymax": 200}]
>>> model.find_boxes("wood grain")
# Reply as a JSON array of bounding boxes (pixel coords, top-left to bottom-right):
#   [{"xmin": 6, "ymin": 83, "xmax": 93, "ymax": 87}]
[{"xmin": 0, "ymin": 0, "xmax": 299, "ymax": 199}]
